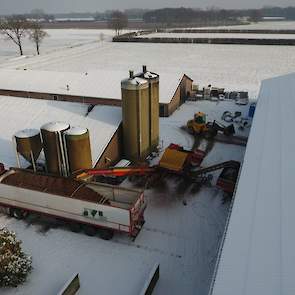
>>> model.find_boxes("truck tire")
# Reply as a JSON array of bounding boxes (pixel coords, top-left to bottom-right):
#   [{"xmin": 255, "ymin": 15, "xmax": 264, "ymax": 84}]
[
  {"xmin": 69, "ymin": 222, "xmax": 81, "ymax": 233},
  {"xmin": 84, "ymin": 225, "xmax": 97, "ymax": 237},
  {"xmin": 99, "ymin": 229, "xmax": 114, "ymax": 240}
]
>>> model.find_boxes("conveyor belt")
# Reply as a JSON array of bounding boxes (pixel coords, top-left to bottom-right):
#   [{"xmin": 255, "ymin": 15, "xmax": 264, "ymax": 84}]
[{"xmin": 189, "ymin": 160, "xmax": 240, "ymax": 178}]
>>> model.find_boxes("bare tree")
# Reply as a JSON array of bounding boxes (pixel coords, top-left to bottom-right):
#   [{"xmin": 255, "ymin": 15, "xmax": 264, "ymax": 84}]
[
  {"xmin": 108, "ymin": 11, "xmax": 128, "ymax": 36},
  {"xmin": 0, "ymin": 16, "xmax": 29, "ymax": 56},
  {"xmin": 28, "ymin": 22, "xmax": 48, "ymax": 55}
]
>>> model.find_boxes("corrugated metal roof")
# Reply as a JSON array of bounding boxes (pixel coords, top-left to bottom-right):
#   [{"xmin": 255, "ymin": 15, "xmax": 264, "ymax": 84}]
[
  {"xmin": 0, "ymin": 69, "xmax": 187, "ymax": 104},
  {"xmin": 210, "ymin": 73, "xmax": 295, "ymax": 295},
  {"xmin": 0, "ymin": 95, "xmax": 122, "ymax": 168}
]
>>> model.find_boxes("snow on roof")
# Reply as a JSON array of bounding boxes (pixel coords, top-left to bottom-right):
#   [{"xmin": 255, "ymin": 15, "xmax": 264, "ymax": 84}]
[
  {"xmin": 143, "ymin": 71, "xmax": 158, "ymax": 79},
  {"xmin": 41, "ymin": 121, "xmax": 70, "ymax": 132},
  {"xmin": 0, "ymin": 95, "xmax": 122, "ymax": 168},
  {"xmin": 14, "ymin": 128, "xmax": 40, "ymax": 138},
  {"xmin": 210, "ymin": 73, "xmax": 295, "ymax": 295},
  {"xmin": 0, "ymin": 69, "xmax": 187, "ymax": 104},
  {"xmin": 64, "ymin": 126, "xmax": 88, "ymax": 136}
]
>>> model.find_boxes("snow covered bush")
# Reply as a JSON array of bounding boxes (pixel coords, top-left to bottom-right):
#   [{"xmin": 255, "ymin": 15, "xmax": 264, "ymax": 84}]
[{"xmin": 0, "ymin": 228, "xmax": 32, "ymax": 287}]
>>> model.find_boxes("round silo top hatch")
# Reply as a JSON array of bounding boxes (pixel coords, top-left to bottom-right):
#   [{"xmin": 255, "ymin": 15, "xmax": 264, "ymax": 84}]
[{"xmin": 41, "ymin": 122, "xmax": 70, "ymax": 132}]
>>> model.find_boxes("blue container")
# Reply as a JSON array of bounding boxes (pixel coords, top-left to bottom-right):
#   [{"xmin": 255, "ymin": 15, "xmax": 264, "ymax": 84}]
[{"xmin": 248, "ymin": 103, "xmax": 256, "ymax": 118}]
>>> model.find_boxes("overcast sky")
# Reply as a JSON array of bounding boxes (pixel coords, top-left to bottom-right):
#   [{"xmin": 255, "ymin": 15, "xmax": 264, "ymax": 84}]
[{"xmin": 0, "ymin": 0, "xmax": 294, "ymax": 14}]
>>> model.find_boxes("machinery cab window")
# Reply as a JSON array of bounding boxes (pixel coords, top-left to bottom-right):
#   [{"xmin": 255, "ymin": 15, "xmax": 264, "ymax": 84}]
[{"xmin": 194, "ymin": 112, "xmax": 206, "ymax": 124}]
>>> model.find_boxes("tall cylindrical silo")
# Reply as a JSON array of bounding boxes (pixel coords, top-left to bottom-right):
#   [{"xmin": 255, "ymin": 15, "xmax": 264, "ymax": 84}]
[
  {"xmin": 142, "ymin": 66, "xmax": 160, "ymax": 151},
  {"xmin": 64, "ymin": 127, "xmax": 92, "ymax": 174},
  {"xmin": 121, "ymin": 72, "xmax": 150, "ymax": 161},
  {"xmin": 41, "ymin": 122, "xmax": 70, "ymax": 176},
  {"xmin": 14, "ymin": 129, "xmax": 42, "ymax": 165}
]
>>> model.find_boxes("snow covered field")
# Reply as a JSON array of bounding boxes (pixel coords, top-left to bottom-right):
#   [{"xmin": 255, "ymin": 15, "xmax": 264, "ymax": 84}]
[
  {"xmin": 0, "ymin": 100, "xmax": 248, "ymax": 295},
  {"xmin": 0, "ymin": 29, "xmax": 118, "ymax": 63}
]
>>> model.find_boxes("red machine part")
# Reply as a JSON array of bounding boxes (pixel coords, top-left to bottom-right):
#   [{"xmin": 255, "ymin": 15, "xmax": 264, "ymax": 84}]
[
  {"xmin": 216, "ymin": 164, "xmax": 240, "ymax": 194},
  {"xmin": 168, "ymin": 143, "xmax": 182, "ymax": 150},
  {"xmin": 0, "ymin": 163, "xmax": 5, "ymax": 174},
  {"xmin": 189, "ymin": 149, "xmax": 206, "ymax": 167},
  {"xmin": 77, "ymin": 166, "xmax": 156, "ymax": 179}
]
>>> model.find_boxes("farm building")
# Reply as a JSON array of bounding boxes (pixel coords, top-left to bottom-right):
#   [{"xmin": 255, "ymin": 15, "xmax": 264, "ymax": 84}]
[
  {"xmin": 0, "ymin": 69, "xmax": 193, "ymax": 117},
  {"xmin": 210, "ymin": 73, "xmax": 295, "ymax": 295},
  {"xmin": 0, "ymin": 95, "xmax": 122, "ymax": 169}
]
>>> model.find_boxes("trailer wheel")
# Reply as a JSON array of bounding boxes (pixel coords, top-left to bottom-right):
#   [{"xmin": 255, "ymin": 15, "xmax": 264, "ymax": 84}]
[
  {"xmin": 69, "ymin": 222, "xmax": 81, "ymax": 233},
  {"xmin": 84, "ymin": 225, "xmax": 97, "ymax": 237},
  {"xmin": 10, "ymin": 208, "xmax": 28, "ymax": 220},
  {"xmin": 99, "ymin": 229, "xmax": 114, "ymax": 240}
]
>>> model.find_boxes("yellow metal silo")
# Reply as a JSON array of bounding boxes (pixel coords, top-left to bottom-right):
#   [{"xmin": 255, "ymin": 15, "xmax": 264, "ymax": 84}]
[
  {"xmin": 121, "ymin": 71, "xmax": 150, "ymax": 161},
  {"xmin": 14, "ymin": 129, "xmax": 42, "ymax": 167},
  {"xmin": 64, "ymin": 127, "xmax": 92, "ymax": 174},
  {"xmin": 141, "ymin": 66, "xmax": 160, "ymax": 151},
  {"xmin": 41, "ymin": 122, "xmax": 70, "ymax": 176}
]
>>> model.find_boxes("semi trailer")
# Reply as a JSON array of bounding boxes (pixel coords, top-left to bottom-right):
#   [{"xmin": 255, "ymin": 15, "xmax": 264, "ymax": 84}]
[{"xmin": 0, "ymin": 166, "xmax": 146, "ymax": 240}]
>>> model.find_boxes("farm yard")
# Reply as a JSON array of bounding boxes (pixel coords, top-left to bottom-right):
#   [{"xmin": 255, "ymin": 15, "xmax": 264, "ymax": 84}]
[{"xmin": 0, "ymin": 20, "xmax": 294, "ymax": 295}]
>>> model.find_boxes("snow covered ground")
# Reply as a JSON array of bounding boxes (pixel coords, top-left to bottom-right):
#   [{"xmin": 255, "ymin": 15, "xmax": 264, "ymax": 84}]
[
  {"xmin": 0, "ymin": 29, "xmax": 119, "ymax": 63},
  {"xmin": 0, "ymin": 100, "xmax": 248, "ymax": 295}
]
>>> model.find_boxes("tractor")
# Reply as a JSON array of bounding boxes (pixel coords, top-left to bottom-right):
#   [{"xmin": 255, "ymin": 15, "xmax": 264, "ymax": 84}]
[{"xmin": 187, "ymin": 112, "xmax": 235, "ymax": 138}]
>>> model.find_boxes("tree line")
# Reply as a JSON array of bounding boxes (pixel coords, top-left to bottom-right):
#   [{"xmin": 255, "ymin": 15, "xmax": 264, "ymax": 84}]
[
  {"xmin": 143, "ymin": 6, "xmax": 295, "ymax": 24},
  {"xmin": 0, "ymin": 15, "xmax": 48, "ymax": 56}
]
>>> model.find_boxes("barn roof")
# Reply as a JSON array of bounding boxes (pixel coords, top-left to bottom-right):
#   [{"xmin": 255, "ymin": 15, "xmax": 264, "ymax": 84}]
[
  {"xmin": 210, "ymin": 72, "xmax": 295, "ymax": 295},
  {"xmin": 0, "ymin": 69, "xmax": 190, "ymax": 104}
]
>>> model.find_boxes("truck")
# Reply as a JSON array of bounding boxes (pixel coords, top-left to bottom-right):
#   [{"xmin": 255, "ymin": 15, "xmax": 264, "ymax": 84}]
[{"xmin": 0, "ymin": 166, "xmax": 146, "ymax": 240}]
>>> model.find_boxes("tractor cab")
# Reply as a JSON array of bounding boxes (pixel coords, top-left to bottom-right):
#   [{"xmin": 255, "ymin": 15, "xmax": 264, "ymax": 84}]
[
  {"xmin": 187, "ymin": 112, "xmax": 209, "ymax": 135},
  {"xmin": 194, "ymin": 112, "xmax": 206, "ymax": 124}
]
